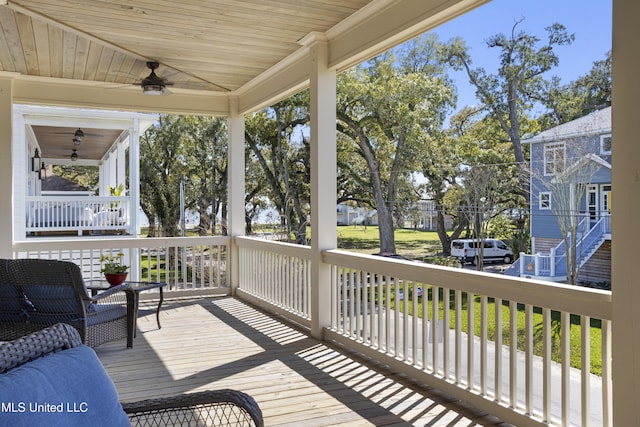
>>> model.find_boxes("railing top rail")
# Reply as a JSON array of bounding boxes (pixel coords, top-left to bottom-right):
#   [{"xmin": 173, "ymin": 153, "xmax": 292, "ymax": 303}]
[
  {"xmin": 323, "ymin": 249, "xmax": 611, "ymax": 320},
  {"xmin": 26, "ymin": 196, "xmax": 129, "ymax": 202},
  {"xmin": 235, "ymin": 236, "xmax": 312, "ymax": 259},
  {"xmin": 13, "ymin": 235, "xmax": 230, "ymax": 251}
]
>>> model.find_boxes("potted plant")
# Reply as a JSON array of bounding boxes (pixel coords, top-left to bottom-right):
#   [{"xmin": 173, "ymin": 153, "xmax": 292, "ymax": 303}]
[
  {"xmin": 108, "ymin": 184, "xmax": 125, "ymax": 207},
  {"xmin": 107, "ymin": 184, "xmax": 126, "ymax": 224},
  {"xmin": 100, "ymin": 252, "xmax": 129, "ymax": 286}
]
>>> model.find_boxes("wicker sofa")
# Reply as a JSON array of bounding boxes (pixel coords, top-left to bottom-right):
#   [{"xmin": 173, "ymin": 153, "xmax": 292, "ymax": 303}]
[
  {"xmin": 0, "ymin": 323, "xmax": 264, "ymax": 426},
  {"xmin": 0, "ymin": 259, "xmax": 128, "ymax": 347}
]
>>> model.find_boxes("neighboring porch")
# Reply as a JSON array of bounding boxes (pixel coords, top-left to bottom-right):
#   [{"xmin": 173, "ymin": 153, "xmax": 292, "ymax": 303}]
[
  {"xmin": 25, "ymin": 194, "xmax": 132, "ymax": 236},
  {"xmin": 15, "ymin": 105, "xmax": 157, "ymax": 239}
]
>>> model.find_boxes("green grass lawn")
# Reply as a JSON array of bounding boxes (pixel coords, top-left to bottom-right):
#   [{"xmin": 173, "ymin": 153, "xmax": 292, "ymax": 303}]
[{"xmin": 337, "ymin": 225, "xmax": 444, "ymax": 260}]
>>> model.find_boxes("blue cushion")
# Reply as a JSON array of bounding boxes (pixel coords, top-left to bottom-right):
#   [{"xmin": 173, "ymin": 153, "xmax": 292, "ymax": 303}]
[
  {"xmin": 0, "ymin": 345, "xmax": 129, "ymax": 426},
  {"xmin": 0, "ymin": 287, "xmax": 24, "ymax": 313},
  {"xmin": 86, "ymin": 304, "xmax": 127, "ymax": 326},
  {"xmin": 21, "ymin": 284, "xmax": 80, "ymax": 314},
  {"xmin": 0, "ymin": 287, "xmax": 28, "ymax": 325}
]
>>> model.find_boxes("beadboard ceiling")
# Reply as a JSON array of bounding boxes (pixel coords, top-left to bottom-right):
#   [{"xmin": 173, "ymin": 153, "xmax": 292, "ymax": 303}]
[{"xmin": 1, "ymin": 0, "xmax": 488, "ymax": 161}]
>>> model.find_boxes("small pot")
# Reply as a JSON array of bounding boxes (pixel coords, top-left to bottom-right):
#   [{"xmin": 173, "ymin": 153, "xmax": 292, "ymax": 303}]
[{"xmin": 104, "ymin": 272, "xmax": 128, "ymax": 287}]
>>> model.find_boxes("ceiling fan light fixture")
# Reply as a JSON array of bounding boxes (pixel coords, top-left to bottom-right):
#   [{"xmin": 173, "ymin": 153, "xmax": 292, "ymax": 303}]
[
  {"xmin": 73, "ymin": 128, "xmax": 84, "ymax": 145},
  {"xmin": 71, "ymin": 149, "xmax": 78, "ymax": 161},
  {"xmin": 142, "ymin": 83, "xmax": 166, "ymax": 95},
  {"xmin": 141, "ymin": 61, "xmax": 166, "ymax": 95}
]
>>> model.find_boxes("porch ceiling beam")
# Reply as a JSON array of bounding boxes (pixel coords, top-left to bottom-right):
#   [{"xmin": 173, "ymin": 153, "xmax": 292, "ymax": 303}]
[
  {"xmin": 236, "ymin": 0, "xmax": 488, "ymax": 114},
  {"xmin": 42, "ymin": 157, "xmax": 100, "ymax": 167},
  {"xmin": 10, "ymin": 76, "xmax": 230, "ymax": 117},
  {"xmin": 21, "ymin": 115, "xmax": 142, "ymax": 130},
  {"xmin": 17, "ymin": 105, "xmax": 156, "ymax": 129}
]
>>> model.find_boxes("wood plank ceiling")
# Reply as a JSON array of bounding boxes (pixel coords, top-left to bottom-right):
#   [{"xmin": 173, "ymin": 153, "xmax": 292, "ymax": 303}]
[
  {"xmin": 0, "ymin": 0, "xmax": 489, "ymax": 161},
  {"xmin": 0, "ymin": 0, "xmax": 373, "ymax": 93},
  {"xmin": 0, "ymin": 0, "xmax": 373, "ymax": 161}
]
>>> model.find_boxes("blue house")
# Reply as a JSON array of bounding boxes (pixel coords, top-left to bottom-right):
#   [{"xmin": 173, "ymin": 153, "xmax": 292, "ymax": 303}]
[{"xmin": 505, "ymin": 107, "xmax": 611, "ymax": 284}]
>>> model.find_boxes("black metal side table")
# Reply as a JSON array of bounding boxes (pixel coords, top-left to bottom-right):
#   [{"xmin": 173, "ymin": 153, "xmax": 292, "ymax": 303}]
[{"xmin": 87, "ymin": 280, "xmax": 166, "ymax": 348}]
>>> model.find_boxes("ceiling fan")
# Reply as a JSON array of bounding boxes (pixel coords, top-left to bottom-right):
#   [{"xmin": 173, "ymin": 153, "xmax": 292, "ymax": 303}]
[
  {"xmin": 138, "ymin": 61, "xmax": 173, "ymax": 95},
  {"xmin": 110, "ymin": 60, "xmax": 229, "ymax": 93},
  {"xmin": 54, "ymin": 128, "xmax": 103, "ymax": 145}
]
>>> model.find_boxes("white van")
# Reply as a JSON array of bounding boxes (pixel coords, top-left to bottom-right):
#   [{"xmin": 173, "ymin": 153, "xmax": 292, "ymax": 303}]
[{"xmin": 451, "ymin": 238, "xmax": 513, "ymax": 265}]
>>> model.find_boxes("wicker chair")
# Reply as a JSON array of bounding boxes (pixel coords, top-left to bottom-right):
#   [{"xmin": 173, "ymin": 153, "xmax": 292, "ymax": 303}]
[
  {"xmin": 0, "ymin": 258, "xmax": 128, "ymax": 347},
  {"xmin": 0, "ymin": 323, "xmax": 264, "ymax": 427}
]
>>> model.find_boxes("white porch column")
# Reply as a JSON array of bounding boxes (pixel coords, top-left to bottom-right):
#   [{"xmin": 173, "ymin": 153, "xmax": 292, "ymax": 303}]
[
  {"xmin": 0, "ymin": 76, "xmax": 13, "ymax": 257},
  {"xmin": 100, "ymin": 158, "xmax": 113, "ymax": 195},
  {"xmin": 129, "ymin": 124, "xmax": 140, "ymax": 236},
  {"xmin": 303, "ymin": 33, "xmax": 337, "ymax": 339},
  {"xmin": 612, "ymin": 0, "xmax": 640, "ymax": 424},
  {"xmin": 116, "ymin": 137, "xmax": 127, "ymax": 189},
  {"xmin": 98, "ymin": 163, "xmax": 106, "ymax": 195},
  {"xmin": 227, "ymin": 96, "xmax": 245, "ymax": 293},
  {"xmin": 12, "ymin": 110, "xmax": 26, "ymax": 242},
  {"xmin": 108, "ymin": 153, "xmax": 117, "ymax": 189}
]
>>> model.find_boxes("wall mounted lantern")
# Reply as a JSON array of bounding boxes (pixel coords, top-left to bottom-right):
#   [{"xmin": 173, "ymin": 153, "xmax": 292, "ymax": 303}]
[{"xmin": 31, "ymin": 148, "xmax": 41, "ymax": 172}]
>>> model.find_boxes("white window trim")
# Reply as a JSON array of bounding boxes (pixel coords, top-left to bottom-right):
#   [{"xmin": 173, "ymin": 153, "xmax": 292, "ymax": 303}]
[
  {"xmin": 543, "ymin": 142, "xmax": 565, "ymax": 176},
  {"xmin": 539, "ymin": 192, "xmax": 551, "ymax": 210},
  {"xmin": 600, "ymin": 134, "xmax": 612, "ymax": 155}
]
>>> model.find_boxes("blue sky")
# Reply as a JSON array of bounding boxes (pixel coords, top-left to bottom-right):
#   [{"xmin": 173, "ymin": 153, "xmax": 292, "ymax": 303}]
[{"xmin": 425, "ymin": 0, "xmax": 612, "ymax": 113}]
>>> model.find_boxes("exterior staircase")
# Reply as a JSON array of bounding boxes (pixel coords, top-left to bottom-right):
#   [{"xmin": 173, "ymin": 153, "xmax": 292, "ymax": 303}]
[{"xmin": 504, "ymin": 217, "xmax": 610, "ymax": 281}]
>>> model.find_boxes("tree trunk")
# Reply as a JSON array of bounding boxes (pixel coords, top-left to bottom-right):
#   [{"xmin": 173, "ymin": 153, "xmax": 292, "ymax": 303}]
[
  {"xmin": 376, "ymin": 202, "xmax": 396, "ymax": 254},
  {"xmin": 220, "ymin": 202, "xmax": 228, "ymax": 236},
  {"xmin": 245, "ymin": 211, "xmax": 254, "ymax": 235},
  {"xmin": 437, "ymin": 210, "xmax": 468, "ymax": 256},
  {"xmin": 141, "ymin": 206, "xmax": 156, "ymax": 237},
  {"xmin": 197, "ymin": 207, "xmax": 211, "ymax": 236},
  {"xmin": 436, "ymin": 211, "xmax": 450, "ymax": 256}
]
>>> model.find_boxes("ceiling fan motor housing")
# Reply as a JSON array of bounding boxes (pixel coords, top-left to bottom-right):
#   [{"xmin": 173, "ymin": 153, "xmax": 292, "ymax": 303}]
[{"xmin": 141, "ymin": 61, "xmax": 166, "ymax": 94}]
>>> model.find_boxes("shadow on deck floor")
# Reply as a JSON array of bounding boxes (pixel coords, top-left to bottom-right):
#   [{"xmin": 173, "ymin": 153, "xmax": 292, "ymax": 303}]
[{"xmin": 96, "ymin": 296, "xmax": 511, "ymax": 427}]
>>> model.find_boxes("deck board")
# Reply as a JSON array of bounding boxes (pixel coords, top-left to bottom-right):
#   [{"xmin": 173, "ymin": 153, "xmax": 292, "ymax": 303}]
[{"xmin": 95, "ymin": 297, "xmax": 508, "ymax": 426}]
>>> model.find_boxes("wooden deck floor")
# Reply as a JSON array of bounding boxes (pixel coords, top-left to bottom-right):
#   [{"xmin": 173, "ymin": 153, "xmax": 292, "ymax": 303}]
[{"xmin": 95, "ymin": 297, "xmax": 510, "ymax": 427}]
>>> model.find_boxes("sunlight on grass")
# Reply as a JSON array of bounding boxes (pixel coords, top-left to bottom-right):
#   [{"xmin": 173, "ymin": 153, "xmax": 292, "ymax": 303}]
[{"xmin": 336, "ymin": 225, "xmax": 443, "ymax": 260}]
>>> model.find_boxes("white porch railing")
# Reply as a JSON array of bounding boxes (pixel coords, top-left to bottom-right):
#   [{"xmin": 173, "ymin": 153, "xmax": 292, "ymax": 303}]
[
  {"xmin": 11, "ymin": 235, "xmax": 613, "ymax": 426},
  {"xmin": 12, "ymin": 236, "xmax": 229, "ymax": 296},
  {"xmin": 236, "ymin": 237, "xmax": 312, "ymax": 328},
  {"xmin": 26, "ymin": 196, "xmax": 131, "ymax": 236},
  {"xmin": 236, "ymin": 238, "xmax": 612, "ymax": 427}
]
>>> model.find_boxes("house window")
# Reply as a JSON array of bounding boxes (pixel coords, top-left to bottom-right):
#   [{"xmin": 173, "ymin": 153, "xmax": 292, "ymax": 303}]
[
  {"xmin": 600, "ymin": 134, "xmax": 612, "ymax": 154},
  {"xmin": 539, "ymin": 192, "xmax": 551, "ymax": 210},
  {"xmin": 544, "ymin": 143, "xmax": 565, "ymax": 175}
]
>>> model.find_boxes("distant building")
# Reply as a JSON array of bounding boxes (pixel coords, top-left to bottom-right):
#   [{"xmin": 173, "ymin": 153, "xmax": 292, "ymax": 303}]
[
  {"xmin": 336, "ymin": 204, "xmax": 378, "ymax": 226},
  {"xmin": 337, "ymin": 200, "xmax": 451, "ymax": 230}
]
